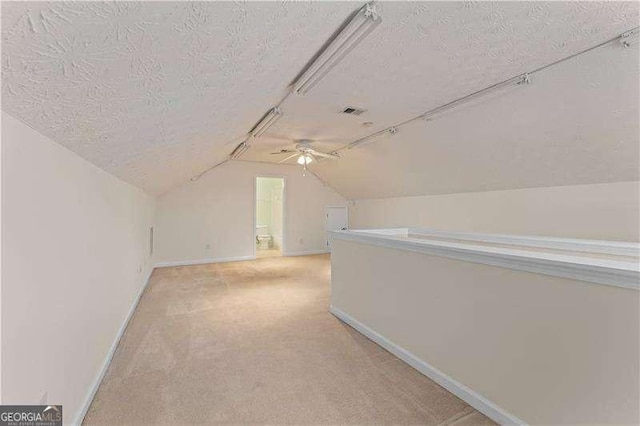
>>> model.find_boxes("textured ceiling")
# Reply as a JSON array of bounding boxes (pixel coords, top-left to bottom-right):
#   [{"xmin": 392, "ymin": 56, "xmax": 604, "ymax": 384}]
[
  {"xmin": 2, "ymin": 1, "xmax": 638, "ymax": 197},
  {"xmin": 313, "ymin": 43, "xmax": 640, "ymax": 199},
  {"xmin": 1, "ymin": 1, "xmax": 355, "ymax": 194}
]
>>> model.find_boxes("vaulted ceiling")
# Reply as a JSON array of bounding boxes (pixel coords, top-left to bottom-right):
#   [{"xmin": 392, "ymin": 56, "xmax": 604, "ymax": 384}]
[{"xmin": 2, "ymin": 2, "xmax": 638, "ymax": 197}]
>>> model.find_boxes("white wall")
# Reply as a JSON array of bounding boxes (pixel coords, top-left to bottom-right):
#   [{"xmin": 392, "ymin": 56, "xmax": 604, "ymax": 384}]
[
  {"xmin": 350, "ymin": 181, "xmax": 640, "ymax": 242},
  {"xmin": 155, "ymin": 161, "xmax": 346, "ymax": 265},
  {"xmin": 1, "ymin": 112, "xmax": 156, "ymax": 423},
  {"xmin": 331, "ymin": 238, "xmax": 639, "ymax": 424}
]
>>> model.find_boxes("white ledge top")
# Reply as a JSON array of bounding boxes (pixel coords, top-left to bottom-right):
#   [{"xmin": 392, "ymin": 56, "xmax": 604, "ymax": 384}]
[{"xmin": 329, "ymin": 228, "xmax": 640, "ymax": 290}]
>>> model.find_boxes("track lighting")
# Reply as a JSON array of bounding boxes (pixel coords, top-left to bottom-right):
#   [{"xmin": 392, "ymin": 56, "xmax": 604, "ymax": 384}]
[
  {"xmin": 229, "ymin": 141, "xmax": 250, "ymax": 159},
  {"xmin": 418, "ymin": 73, "xmax": 531, "ymax": 122},
  {"xmin": 293, "ymin": 2, "xmax": 381, "ymax": 95},
  {"xmin": 251, "ymin": 107, "xmax": 282, "ymax": 138},
  {"xmin": 190, "ymin": 159, "xmax": 229, "ymax": 182},
  {"xmin": 334, "ymin": 26, "xmax": 639, "ymax": 154},
  {"xmin": 343, "ymin": 72, "xmax": 532, "ymax": 151},
  {"xmin": 619, "ymin": 28, "xmax": 639, "ymax": 48},
  {"xmin": 347, "ymin": 125, "xmax": 399, "ymax": 150},
  {"xmin": 343, "ymin": 70, "xmax": 530, "ymax": 151},
  {"xmin": 216, "ymin": 7, "xmax": 638, "ymax": 178}
]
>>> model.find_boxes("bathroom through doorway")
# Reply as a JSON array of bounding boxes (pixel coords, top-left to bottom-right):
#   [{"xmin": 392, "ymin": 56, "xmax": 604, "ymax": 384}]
[{"xmin": 255, "ymin": 176, "xmax": 284, "ymax": 258}]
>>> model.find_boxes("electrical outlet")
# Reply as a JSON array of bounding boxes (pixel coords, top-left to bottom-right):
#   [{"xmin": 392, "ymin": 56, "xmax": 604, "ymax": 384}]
[
  {"xmin": 205, "ymin": 243, "xmax": 211, "ymax": 250},
  {"xmin": 299, "ymin": 238, "xmax": 304, "ymax": 245}
]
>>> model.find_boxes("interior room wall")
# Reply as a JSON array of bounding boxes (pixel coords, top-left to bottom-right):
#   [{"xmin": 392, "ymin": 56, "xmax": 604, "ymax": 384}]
[
  {"xmin": 349, "ymin": 181, "xmax": 640, "ymax": 242},
  {"xmin": 330, "ymin": 238, "xmax": 639, "ymax": 424},
  {"xmin": 1, "ymin": 112, "xmax": 156, "ymax": 422},
  {"xmin": 155, "ymin": 161, "xmax": 346, "ymax": 265}
]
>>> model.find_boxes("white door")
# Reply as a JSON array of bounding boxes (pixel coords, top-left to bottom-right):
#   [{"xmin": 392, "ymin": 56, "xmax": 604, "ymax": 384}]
[{"xmin": 326, "ymin": 206, "xmax": 348, "ymax": 249}]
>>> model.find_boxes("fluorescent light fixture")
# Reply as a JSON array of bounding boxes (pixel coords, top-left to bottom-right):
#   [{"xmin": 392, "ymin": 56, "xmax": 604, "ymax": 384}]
[
  {"xmin": 229, "ymin": 141, "xmax": 250, "ymax": 159},
  {"xmin": 251, "ymin": 107, "xmax": 282, "ymax": 138},
  {"xmin": 297, "ymin": 155, "xmax": 313, "ymax": 165},
  {"xmin": 293, "ymin": 2, "xmax": 381, "ymax": 95}
]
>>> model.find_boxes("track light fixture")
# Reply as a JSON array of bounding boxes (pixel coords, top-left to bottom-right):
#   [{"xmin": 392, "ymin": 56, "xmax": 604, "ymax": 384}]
[
  {"xmin": 219, "ymin": 1, "xmax": 381, "ymax": 166},
  {"xmin": 346, "ymin": 125, "xmax": 399, "ymax": 150},
  {"xmin": 619, "ymin": 28, "xmax": 639, "ymax": 48},
  {"xmin": 229, "ymin": 141, "xmax": 250, "ymax": 159},
  {"xmin": 293, "ymin": 2, "xmax": 381, "ymax": 95},
  {"xmin": 190, "ymin": 159, "xmax": 229, "ymax": 182},
  {"xmin": 334, "ymin": 26, "xmax": 638, "ymax": 154},
  {"xmin": 418, "ymin": 73, "xmax": 531, "ymax": 122},
  {"xmin": 344, "ymin": 72, "xmax": 533, "ymax": 151},
  {"xmin": 251, "ymin": 107, "xmax": 282, "ymax": 138}
]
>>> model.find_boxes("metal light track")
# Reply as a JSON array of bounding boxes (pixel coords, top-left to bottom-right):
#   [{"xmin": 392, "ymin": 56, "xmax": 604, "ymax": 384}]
[
  {"xmin": 191, "ymin": 2, "xmax": 381, "ymax": 180},
  {"xmin": 333, "ymin": 26, "xmax": 640, "ymax": 153}
]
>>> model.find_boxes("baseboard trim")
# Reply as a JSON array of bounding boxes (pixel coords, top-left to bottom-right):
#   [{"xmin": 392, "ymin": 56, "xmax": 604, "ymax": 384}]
[
  {"xmin": 155, "ymin": 252, "xmax": 328, "ymax": 267},
  {"xmin": 285, "ymin": 249, "xmax": 330, "ymax": 257},
  {"xmin": 155, "ymin": 255, "xmax": 254, "ymax": 267},
  {"xmin": 73, "ymin": 268, "xmax": 155, "ymax": 425},
  {"xmin": 329, "ymin": 305, "xmax": 526, "ymax": 426}
]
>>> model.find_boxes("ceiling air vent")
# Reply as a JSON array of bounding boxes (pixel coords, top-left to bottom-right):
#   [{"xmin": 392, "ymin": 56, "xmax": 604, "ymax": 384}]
[{"xmin": 341, "ymin": 106, "xmax": 366, "ymax": 116}]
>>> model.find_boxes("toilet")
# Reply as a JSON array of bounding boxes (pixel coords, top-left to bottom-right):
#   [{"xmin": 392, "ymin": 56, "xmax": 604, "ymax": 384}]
[{"xmin": 256, "ymin": 225, "xmax": 272, "ymax": 250}]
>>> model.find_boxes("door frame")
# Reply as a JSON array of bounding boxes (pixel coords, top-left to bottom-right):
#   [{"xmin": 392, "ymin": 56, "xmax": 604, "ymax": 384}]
[
  {"xmin": 325, "ymin": 206, "xmax": 349, "ymax": 248},
  {"xmin": 253, "ymin": 175, "xmax": 287, "ymax": 259}
]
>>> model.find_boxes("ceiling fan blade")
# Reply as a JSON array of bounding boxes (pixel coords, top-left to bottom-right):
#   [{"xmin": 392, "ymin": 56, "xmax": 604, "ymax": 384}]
[
  {"xmin": 264, "ymin": 134, "xmax": 292, "ymax": 143},
  {"xmin": 306, "ymin": 148, "xmax": 339, "ymax": 159},
  {"xmin": 270, "ymin": 149, "xmax": 296, "ymax": 154},
  {"xmin": 278, "ymin": 152, "xmax": 300, "ymax": 164}
]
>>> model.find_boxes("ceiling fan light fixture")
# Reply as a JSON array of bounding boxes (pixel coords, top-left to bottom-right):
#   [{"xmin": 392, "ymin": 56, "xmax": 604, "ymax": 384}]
[
  {"xmin": 297, "ymin": 154, "xmax": 313, "ymax": 165},
  {"xmin": 293, "ymin": 2, "xmax": 382, "ymax": 95}
]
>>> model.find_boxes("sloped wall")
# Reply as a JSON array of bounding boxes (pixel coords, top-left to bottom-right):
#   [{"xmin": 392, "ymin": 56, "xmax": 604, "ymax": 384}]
[
  {"xmin": 350, "ymin": 181, "xmax": 640, "ymax": 242},
  {"xmin": 155, "ymin": 161, "xmax": 346, "ymax": 265},
  {"xmin": 1, "ymin": 112, "xmax": 156, "ymax": 422}
]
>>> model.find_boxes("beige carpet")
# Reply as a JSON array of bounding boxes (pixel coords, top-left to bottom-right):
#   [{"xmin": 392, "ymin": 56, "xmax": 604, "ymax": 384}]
[
  {"xmin": 84, "ymin": 254, "xmax": 495, "ymax": 425},
  {"xmin": 256, "ymin": 247, "xmax": 282, "ymax": 258}
]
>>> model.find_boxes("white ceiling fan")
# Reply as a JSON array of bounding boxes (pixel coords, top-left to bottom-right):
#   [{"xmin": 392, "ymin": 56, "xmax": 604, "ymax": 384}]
[
  {"xmin": 271, "ymin": 141, "xmax": 339, "ymax": 174},
  {"xmin": 271, "ymin": 141, "xmax": 339, "ymax": 164}
]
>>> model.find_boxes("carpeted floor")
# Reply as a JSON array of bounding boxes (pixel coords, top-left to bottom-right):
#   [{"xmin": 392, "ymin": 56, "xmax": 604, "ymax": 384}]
[
  {"xmin": 84, "ymin": 254, "xmax": 495, "ymax": 425},
  {"xmin": 256, "ymin": 247, "xmax": 282, "ymax": 258}
]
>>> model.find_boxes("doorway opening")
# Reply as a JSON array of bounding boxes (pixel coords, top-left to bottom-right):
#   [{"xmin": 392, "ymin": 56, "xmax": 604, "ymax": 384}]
[{"xmin": 255, "ymin": 177, "xmax": 284, "ymax": 258}]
